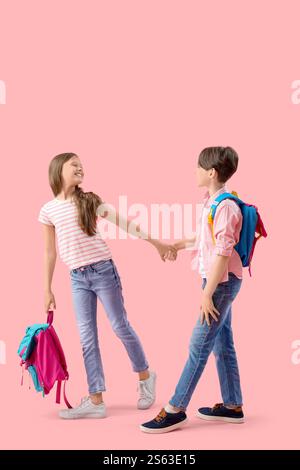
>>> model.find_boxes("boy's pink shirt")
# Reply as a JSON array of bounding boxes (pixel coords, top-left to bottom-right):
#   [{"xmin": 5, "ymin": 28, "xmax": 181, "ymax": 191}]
[{"xmin": 191, "ymin": 185, "xmax": 243, "ymax": 283}]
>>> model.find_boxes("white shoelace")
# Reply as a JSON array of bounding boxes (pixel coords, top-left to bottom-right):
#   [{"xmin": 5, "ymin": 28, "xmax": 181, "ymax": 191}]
[
  {"xmin": 74, "ymin": 396, "xmax": 90, "ymax": 409},
  {"xmin": 137, "ymin": 381, "xmax": 152, "ymax": 400}
]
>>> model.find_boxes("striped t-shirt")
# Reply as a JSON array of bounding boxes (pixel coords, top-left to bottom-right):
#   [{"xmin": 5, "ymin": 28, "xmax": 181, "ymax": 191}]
[{"xmin": 38, "ymin": 198, "xmax": 112, "ymax": 270}]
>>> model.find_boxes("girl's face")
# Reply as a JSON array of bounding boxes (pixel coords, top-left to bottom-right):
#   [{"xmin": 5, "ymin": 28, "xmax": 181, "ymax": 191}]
[{"xmin": 61, "ymin": 156, "xmax": 84, "ymax": 187}]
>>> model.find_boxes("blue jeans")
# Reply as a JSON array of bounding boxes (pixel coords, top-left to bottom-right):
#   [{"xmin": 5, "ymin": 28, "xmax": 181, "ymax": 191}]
[
  {"xmin": 169, "ymin": 272, "xmax": 243, "ymax": 409},
  {"xmin": 70, "ymin": 258, "xmax": 149, "ymax": 394}
]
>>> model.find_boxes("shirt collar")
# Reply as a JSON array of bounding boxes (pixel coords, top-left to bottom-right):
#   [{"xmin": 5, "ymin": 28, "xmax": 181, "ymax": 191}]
[{"xmin": 203, "ymin": 185, "xmax": 228, "ymax": 207}]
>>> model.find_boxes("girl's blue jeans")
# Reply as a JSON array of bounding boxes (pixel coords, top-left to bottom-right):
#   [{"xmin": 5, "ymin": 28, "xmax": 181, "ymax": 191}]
[{"xmin": 70, "ymin": 258, "xmax": 149, "ymax": 394}]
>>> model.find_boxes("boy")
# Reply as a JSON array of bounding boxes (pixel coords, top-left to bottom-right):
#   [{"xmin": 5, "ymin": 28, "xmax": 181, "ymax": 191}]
[{"xmin": 140, "ymin": 146, "xmax": 244, "ymax": 433}]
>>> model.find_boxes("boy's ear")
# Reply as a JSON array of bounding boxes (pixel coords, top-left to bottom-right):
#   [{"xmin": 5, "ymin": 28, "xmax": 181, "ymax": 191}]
[{"xmin": 209, "ymin": 167, "xmax": 218, "ymax": 180}]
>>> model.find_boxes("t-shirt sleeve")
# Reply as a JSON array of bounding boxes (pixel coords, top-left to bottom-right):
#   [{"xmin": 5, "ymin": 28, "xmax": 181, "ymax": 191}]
[{"xmin": 38, "ymin": 205, "xmax": 54, "ymax": 226}]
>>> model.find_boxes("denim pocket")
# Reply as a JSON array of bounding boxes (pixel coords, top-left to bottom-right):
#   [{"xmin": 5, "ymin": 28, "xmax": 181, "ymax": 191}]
[
  {"xmin": 202, "ymin": 277, "xmax": 229, "ymax": 294},
  {"xmin": 216, "ymin": 282, "xmax": 230, "ymax": 295},
  {"xmin": 228, "ymin": 276, "xmax": 242, "ymax": 301},
  {"xmin": 92, "ymin": 259, "xmax": 121, "ymax": 288},
  {"xmin": 92, "ymin": 259, "xmax": 112, "ymax": 274},
  {"xmin": 214, "ymin": 275, "xmax": 242, "ymax": 303},
  {"xmin": 70, "ymin": 269, "xmax": 80, "ymax": 279}
]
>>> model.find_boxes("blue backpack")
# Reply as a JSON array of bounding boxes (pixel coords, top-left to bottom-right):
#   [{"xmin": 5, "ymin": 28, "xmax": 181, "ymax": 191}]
[{"xmin": 208, "ymin": 191, "xmax": 267, "ymax": 275}]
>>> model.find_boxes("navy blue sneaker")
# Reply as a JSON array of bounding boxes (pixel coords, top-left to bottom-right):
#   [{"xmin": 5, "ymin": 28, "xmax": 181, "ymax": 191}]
[
  {"xmin": 140, "ymin": 408, "xmax": 188, "ymax": 433},
  {"xmin": 197, "ymin": 403, "xmax": 244, "ymax": 423}
]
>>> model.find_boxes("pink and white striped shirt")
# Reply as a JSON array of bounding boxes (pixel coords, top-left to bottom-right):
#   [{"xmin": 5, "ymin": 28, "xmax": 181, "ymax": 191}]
[
  {"xmin": 38, "ymin": 198, "xmax": 112, "ymax": 271},
  {"xmin": 191, "ymin": 186, "xmax": 243, "ymax": 283}
]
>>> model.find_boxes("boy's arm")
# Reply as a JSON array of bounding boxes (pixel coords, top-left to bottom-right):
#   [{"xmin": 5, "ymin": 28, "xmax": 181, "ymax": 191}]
[
  {"xmin": 205, "ymin": 200, "xmax": 242, "ymax": 291},
  {"xmin": 200, "ymin": 201, "xmax": 242, "ymax": 325},
  {"xmin": 172, "ymin": 205, "xmax": 203, "ymax": 253},
  {"xmin": 173, "ymin": 236, "xmax": 196, "ymax": 251},
  {"xmin": 202, "ymin": 255, "xmax": 230, "ymax": 297},
  {"xmin": 200, "ymin": 254, "xmax": 230, "ymax": 326}
]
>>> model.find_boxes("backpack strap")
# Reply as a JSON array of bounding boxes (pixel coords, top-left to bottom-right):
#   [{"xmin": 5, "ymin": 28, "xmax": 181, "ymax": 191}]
[
  {"xmin": 63, "ymin": 380, "xmax": 72, "ymax": 409},
  {"xmin": 47, "ymin": 310, "xmax": 54, "ymax": 325},
  {"xmin": 56, "ymin": 380, "xmax": 61, "ymax": 404},
  {"xmin": 247, "ymin": 233, "xmax": 262, "ymax": 277},
  {"xmin": 20, "ymin": 363, "xmax": 24, "ymax": 386},
  {"xmin": 55, "ymin": 380, "xmax": 72, "ymax": 409},
  {"xmin": 246, "ymin": 205, "xmax": 267, "ymax": 276},
  {"xmin": 208, "ymin": 191, "xmax": 242, "ymax": 244}
]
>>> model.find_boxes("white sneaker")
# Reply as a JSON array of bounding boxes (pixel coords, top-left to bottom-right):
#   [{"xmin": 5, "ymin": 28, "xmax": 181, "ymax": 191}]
[
  {"xmin": 59, "ymin": 396, "xmax": 107, "ymax": 419},
  {"xmin": 137, "ymin": 370, "xmax": 156, "ymax": 410}
]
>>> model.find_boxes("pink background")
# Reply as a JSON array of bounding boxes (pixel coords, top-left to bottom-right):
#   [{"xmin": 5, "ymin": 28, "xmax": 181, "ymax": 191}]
[{"xmin": 0, "ymin": 0, "xmax": 299, "ymax": 450}]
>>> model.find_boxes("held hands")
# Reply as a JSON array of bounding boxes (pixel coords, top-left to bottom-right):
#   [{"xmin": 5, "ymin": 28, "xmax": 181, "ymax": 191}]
[
  {"xmin": 163, "ymin": 244, "xmax": 178, "ymax": 262},
  {"xmin": 155, "ymin": 242, "xmax": 178, "ymax": 262}
]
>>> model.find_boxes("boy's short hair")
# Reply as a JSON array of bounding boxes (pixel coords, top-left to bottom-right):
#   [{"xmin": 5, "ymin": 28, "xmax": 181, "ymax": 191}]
[{"xmin": 198, "ymin": 146, "xmax": 239, "ymax": 183}]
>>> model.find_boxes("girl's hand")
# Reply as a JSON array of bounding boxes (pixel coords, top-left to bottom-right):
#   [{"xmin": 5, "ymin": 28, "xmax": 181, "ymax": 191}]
[
  {"xmin": 44, "ymin": 291, "xmax": 56, "ymax": 313},
  {"xmin": 200, "ymin": 293, "xmax": 220, "ymax": 326},
  {"xmin": 155, "ymin": 242, "xmax": 177, "ymax": 262}
]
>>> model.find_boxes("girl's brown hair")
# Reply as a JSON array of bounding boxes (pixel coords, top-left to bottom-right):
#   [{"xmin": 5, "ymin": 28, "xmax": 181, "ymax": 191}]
[
  {"xmin": 198, "ymin": 146, "xmax": 239, "ymax": 183},
  {"xmin": 48, "ymin": 152, "xmax": 102, "ymax": 236}
]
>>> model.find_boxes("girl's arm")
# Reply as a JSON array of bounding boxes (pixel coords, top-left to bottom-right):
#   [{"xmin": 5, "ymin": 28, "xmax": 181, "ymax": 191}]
[
  {"xmin": 42, "ymin": 224, "xmax": 57, "ymax": 312},
  {"xmin": 97, "ymin": 202, "xmax": 177, "ymax": 261}
]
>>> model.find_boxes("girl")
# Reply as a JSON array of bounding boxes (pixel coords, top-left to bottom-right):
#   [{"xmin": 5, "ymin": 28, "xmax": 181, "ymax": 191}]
[{"xmin": 38, "ymin": 152, "xmax": 176, "ymax": 419}]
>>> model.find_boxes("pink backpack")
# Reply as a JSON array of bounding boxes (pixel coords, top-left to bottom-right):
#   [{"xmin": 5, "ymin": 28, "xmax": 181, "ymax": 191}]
[{"xmin": 18, "ymin": 311, "xmax": 72, "ymax": 408}]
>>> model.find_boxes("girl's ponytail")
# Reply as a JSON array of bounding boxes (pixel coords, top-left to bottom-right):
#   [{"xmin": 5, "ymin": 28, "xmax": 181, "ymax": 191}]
[{"xmin": 73, "ymin": 186, "xmax": 102, "ymax": 236}]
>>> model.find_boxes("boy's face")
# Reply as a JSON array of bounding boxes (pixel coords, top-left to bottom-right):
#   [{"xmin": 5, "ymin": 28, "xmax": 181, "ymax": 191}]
[{"xmin": 196, "ymin": 165, "xmax": 211, "ymax": 187}]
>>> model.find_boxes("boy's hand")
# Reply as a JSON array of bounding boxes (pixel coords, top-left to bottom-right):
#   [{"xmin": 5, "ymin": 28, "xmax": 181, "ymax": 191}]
[{"xmin": 200, "ymin": 293, "xmax": 220, "ymax": 326}]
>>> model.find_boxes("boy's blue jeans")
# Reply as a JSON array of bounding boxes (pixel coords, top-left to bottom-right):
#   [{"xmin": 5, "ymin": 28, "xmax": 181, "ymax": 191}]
[
  {"xmin": 70, "ymin": 259, "xmax": 149, "ymax": 394},
  {"xmin": 169, "ymin": 272, "xmax": 243, "ymax": 409}
]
